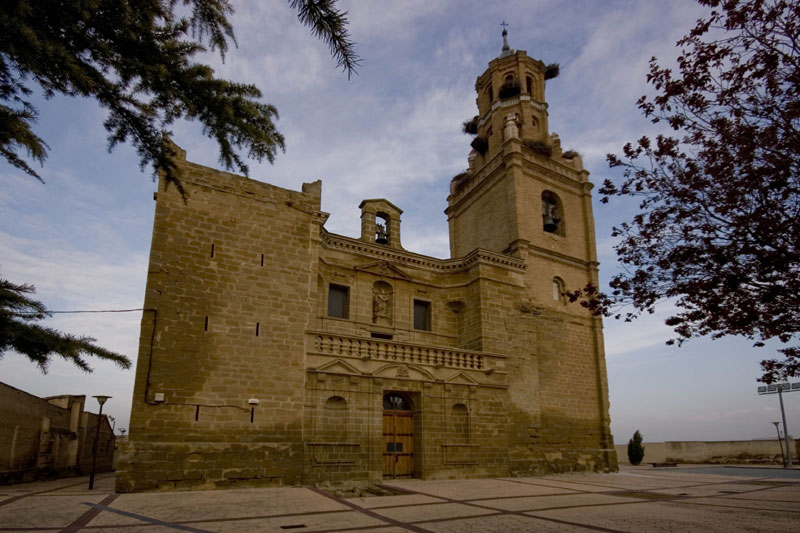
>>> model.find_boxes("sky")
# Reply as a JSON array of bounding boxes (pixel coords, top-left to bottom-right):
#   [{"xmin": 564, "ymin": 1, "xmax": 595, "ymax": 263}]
[{"xmin": 1, "ymin": 0, "xmax": 797, "ymax": 444}]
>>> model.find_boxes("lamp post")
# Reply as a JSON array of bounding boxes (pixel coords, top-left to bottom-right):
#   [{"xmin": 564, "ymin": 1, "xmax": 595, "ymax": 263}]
[
  {"xmin": 773, "ymin": 421, "xmax": 786, "ymax": 466},
  {"xmin": 88, "ymin": 395, "xmax": 111, "ymax": 489}
]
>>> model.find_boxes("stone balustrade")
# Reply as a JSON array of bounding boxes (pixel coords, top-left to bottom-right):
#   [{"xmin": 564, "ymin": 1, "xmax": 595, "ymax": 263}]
[{"xmin": 309, "ymin": 332, "xmax": 506, "ymax": 372}]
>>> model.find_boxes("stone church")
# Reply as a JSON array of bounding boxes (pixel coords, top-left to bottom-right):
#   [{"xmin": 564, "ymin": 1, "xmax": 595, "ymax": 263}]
[{"xmin": 117, "ymin": 33, "xmax": 618, "ymax": 492}]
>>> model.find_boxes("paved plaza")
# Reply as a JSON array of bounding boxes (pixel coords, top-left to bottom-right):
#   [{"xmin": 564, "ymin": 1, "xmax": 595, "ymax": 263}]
[{"xmin": 1, "ymin": 466, "xmax": 799, "ymax": 532}]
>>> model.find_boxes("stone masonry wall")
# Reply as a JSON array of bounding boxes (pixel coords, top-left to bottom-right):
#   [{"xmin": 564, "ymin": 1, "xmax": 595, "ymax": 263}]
[
  {"xmin": 615, "ymin": 440, "xmax": 800, "ymax": 465},
  {"xmin": 304, "ymin": 373, "xmax": 512, "ymax": 485},
  {"xmin": 0, "ymin": 383, "xmax": 115, "ymax": 484},
  {"xmin": 117, "ymin": 150, "xmax": 323, "ymax": 492},
  {"xmin": 307, "ymin": 233, "xmax": 527, "ymax": 482},
  {"xmin": 120, "ymin": 125, "xmax": 616, "ymax": 489}
]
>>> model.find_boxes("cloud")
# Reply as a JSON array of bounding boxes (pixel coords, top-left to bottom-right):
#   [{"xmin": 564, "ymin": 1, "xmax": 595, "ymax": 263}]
[
  {"xmin": 684, "ymin": 406, "xmax": 776, "ymax": 424},
  {"xmin": 342, "ymin": 0, "xmax": 448, "ymax": 42},
  {"xmin": 550, "ymin": 0, "xmax": 709, "ymax": 178},
  {"xmin": 402, "ymin": 228, "xmax": 451, "ymax": 260},
  {"xmin": 0, "ymin": 228, "xmax": 147, "ymax": 431},
  {"xmin": 0, "ymin": 231, "xmax": 147, "ymax": 304},
  {"xmin": 602, "ymin": 302, "xmax": 686, "ymax": 358},
  {"xmin": 2, "ymin": 0, "xmax": 776, "ymax": 444}
]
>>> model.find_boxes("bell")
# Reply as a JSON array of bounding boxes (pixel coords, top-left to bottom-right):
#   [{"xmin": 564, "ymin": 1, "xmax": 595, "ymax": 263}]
[
  {"xmin": 543, "ymin": 215, "xmax": 559, "ymax": 233},
  {"xmin": 375, "ymin": 225, "xmax": 389, "ymax": 245}
]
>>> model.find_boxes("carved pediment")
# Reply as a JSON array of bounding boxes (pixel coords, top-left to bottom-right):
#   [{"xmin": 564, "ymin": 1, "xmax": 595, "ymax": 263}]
[
  {"xmin": 373, "ymin": 363, "xmax": 435, "ymax": 381},
  {"xmin": 443, "ymin": 371, "xmax": 479, "ymax": 385},
  {"xmin": 355, "ymin": 260, "xmax": 412, "ymax": 280},
  {"xmin": 519, "ymin": 298, "xmax": 544, "ymax": 315},
  {"xmin": 312, "ymin": 358, "xmax": 362, "ymax": 376}
]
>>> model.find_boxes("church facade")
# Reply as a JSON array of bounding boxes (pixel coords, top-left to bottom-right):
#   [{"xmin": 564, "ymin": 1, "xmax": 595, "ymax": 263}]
[{"xmin": 116, "ymin": 37, "xmax": 617, "ymax": 492}]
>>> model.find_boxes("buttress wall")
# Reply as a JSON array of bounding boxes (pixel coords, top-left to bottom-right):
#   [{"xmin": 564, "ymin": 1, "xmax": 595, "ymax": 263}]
[
  {"xmin": 117, "ymin": 148, "xmax": 324, "ymax": 492},
  {"xmin": 446, "ymin": 48, "xmax": 617, "ymax": 475}
]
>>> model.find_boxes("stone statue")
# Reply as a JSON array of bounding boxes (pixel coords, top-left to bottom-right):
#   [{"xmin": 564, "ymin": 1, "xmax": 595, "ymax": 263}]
[
  {"xmin": 504, "ymin": 113, "xmax": 519, "ymax": 140},
  {"xmin": 373, "ymin": 285, "xmax": 392, "ymax": 323}
]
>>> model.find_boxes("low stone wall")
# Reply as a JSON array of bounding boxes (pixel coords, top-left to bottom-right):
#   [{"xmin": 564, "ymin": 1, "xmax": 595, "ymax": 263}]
[
  {"xmin": 0, "ymin": 382, "xmax": 115, "ymax": 484},
  {"xmin": 615, "ymin": 439, "xmax": 799, "ymax": 465}
]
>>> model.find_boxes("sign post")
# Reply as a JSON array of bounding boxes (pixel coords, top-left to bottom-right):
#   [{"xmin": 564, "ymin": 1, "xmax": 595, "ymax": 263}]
[
  {"xmin": 757, "ymin": 382, "xmax": 798, "ymax": 467},
  {"xmin": 772, "ymin": 421, "xmax": 786, "ymax": 465}
]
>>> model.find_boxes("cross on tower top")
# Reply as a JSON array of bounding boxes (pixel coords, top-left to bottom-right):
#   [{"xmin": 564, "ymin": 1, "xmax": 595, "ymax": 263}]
[{"xmin": 500, "ymin": 21, "xmax": 512, "ymax": 56}]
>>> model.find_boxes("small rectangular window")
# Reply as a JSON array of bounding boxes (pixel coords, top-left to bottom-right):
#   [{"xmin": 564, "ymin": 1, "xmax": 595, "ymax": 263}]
[
  {"xmin": 328, "ymin": 284, "xmax": 349, "ymax": 319},
  {"xmin": 413, "ymin": 300, "xmax": 431, "ymax": 331}
]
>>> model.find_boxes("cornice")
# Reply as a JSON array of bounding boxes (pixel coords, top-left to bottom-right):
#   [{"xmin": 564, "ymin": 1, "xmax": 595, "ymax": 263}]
[
  {"xmin": 446, "ymin": 152, "xmax": 506, "ymax": 215},
  {"xmin": 476, "ymin": 96, "xmax": 547, "ymax": 129},
  {"xmin": 447, "ymin": 144, "xmax": 593, "ymax": 218},
  {"xmin": 510, "ymin": 239, "xmax": 596, "ymax": 269},
  {"xmin": 320, "ymin": 230, "xmax": 525, "ymax": 273},
  {"xmin": 518, "ymin": 152, "xmax": 588, "ymax": 191}
]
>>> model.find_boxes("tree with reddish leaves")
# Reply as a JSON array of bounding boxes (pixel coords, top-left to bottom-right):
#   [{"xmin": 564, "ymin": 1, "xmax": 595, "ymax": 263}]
[{"xmin": 584, "ymin": 0, "xmax": 799, "ymax": 383}]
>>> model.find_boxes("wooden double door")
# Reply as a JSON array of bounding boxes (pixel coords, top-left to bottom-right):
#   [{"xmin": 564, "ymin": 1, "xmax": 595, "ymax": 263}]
[{"xmin": 382, "ymin": 410, "xmax": 413, "ymax": 478}]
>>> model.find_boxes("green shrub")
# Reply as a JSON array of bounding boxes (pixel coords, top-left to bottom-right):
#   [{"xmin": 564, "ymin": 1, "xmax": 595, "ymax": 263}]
[
  {"xmin": 627, "ymin": 430, "xmax": 645, "ymax": 465},
  {"xmin": 562, "ymin": 149, "xmax": 579, "ymax": 159}
]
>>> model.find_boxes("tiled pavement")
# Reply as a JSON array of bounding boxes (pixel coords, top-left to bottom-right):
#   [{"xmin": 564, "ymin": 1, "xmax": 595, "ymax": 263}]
[{"xmin": 1, "ymin": 466, "xmax": 799, "ymax": 532}]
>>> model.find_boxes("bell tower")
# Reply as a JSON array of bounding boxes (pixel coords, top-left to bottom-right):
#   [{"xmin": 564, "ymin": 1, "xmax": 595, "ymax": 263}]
[
  {"xmin": 470, "ymin": 25, "xmax": 550, "ymax": 164},
  {"xmin": 446, "ymin": 28, "xmax": 616, "ymax": 473},
  {"xmin": 446, "ymin": 29, "xmax": 601, "ymax": 305}
]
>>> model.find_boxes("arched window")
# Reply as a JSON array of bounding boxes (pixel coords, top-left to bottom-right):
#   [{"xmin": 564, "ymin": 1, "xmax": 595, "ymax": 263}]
[
  {"xmin": 451, "ymin": 403, "xmax": 469, "ymax": 443},
  {"xmin": 325, "ymin": 396, "xmax": 347, "ymax": 409},
  {"xmin": 552, "ymin": 277, "xmax": 566, "ymax": 304},
  {"xmin": 499, "ymin": 73, "xmax": 521, "ymax": 99},
  {"xmin": 321, "ymin": 396, "xmax": 347, "ymax": 441},
  {"xmin": 383, "ymin": 392, "xmax": 411, "ymax": 411},
  {"xmin": 526, "ymin": 75, "xmax": 533, "ymax": 95},
  {"xmin": 541, "ymin": 191, "xmax": 565, "ymax": 236},
  {"xmin": 375, "ymin": 212, "xmax": 390, "ymax": 244},
  {"xmin": 487, "ymin": 84, "xmax": 493, "ymax": 103}
]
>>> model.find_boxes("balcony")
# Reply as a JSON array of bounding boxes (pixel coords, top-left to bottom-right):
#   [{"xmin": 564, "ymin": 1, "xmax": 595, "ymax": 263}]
[{"xmin": 308, "ymin": 332, "xmax": 507, "ymax": 375}]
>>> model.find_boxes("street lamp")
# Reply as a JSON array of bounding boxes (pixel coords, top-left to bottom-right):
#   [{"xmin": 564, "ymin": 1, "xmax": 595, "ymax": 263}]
[
  {"xmin": 772, "ymin": 421, "xmax": 786, "ymax": 466},
  {"xmin": 88, "ymin": 395, "xmax": 111, "ymax": 490}
]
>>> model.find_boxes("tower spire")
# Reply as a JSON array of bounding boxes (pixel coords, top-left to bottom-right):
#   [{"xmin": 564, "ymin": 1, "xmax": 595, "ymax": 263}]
[{"xmin": 500, "ymin": 21, "xmax": 513, "ymax": 57}]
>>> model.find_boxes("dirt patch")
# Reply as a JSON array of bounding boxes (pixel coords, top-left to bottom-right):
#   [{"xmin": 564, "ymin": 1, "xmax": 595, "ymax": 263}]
[
  {"xmin": 314, "ymin": 483, "xmax": 409, "ymax": 499},
  {"xmin": 611, "ymin": 491, "xmax": 678, "ymax": 500}
]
